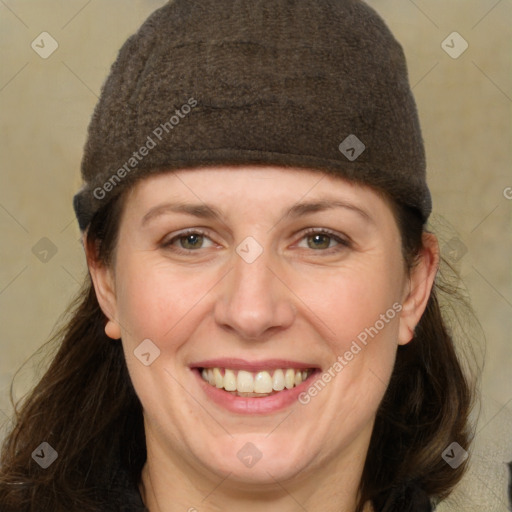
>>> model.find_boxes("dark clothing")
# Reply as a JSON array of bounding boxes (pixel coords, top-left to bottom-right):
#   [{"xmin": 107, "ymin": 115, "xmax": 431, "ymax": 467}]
[
  {"xmin": 111, "ymin": 467, "xmax": 147, "ymax": 512},
  {"xmin": 122, "ymin": 488, "xmax": 146, "ymax": 512}
]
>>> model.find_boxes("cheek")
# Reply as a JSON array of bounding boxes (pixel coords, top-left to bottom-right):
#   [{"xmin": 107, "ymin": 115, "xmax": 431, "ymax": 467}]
[
  {"xmin": 295, "ymin": 258, "xmax": 403, "ymax": 348},
  {"xmin": 309, "ymin": 268, "xmax": 401, "ymax": 431},
  {"xmin": 114, "ymin": 253, "xmax": 214, "ymax": 345},
  {"xmin": 294, "ymin": 253, "xmax": 403, "ymax": 423}
]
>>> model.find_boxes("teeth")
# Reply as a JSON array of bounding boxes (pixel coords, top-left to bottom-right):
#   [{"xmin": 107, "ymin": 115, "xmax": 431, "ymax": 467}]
[
  {"xmin": 272, "ymin": 369, "xmax": 285, "ymax": 391},
  {"xmin": 285, "ymin": 369, "xmax": 295, "ymax": 389},
  {"xmin": 224, "ymin": 369, "xmax": 237, "ymax": 391},
  {"xmin": 213, "ymin": 368, "xmax": 223, "ymax": 388},
  {"xmin": 254, "ymin": 371, "xmax": 273, "ymax": 393},
  {"xmin": 200, "ymin": 367, "xmax": 313, "ymax": 396},
  {"xmin": 237, "ymin": 370, "xmax": 254, "ymax": 393}
]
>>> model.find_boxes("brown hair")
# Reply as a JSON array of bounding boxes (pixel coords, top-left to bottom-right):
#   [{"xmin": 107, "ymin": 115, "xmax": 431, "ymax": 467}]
[{"xmin": 0, "ymin": 184, "xmax": 480, "ymax": 512}]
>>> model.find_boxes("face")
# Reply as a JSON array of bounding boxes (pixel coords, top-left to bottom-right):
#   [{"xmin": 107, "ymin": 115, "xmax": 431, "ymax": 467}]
[{"xmin": 89, "ymin": 166, "xmax": 437, "ymax": 495}]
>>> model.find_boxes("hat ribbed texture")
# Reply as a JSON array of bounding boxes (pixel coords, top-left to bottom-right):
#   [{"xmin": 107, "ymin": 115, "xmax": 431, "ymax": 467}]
[{"xmin": 73, "ymin": 0, "xmax": 431, "ymax": 231}]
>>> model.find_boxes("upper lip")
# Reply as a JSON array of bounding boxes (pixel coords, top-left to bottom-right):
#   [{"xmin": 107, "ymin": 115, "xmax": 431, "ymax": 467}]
[{"xmin": 190, "ymin": 358, "xmax": 320, "ymax": 372}]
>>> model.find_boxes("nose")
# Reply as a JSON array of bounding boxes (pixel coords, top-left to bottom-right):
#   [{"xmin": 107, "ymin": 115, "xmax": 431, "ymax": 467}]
[{"xmin": 213, "ymin": 244, "xmax": 296, "ymax": 341}]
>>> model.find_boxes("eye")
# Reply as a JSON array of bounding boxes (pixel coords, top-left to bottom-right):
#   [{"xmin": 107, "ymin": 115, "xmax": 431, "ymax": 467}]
[
  {"xmin": 160, "ymin": 229, "xmax": 216, "ymax": 252},
  {"xmin": 178, "ymin": 233, "xmax": 205, "ymax": 250},
  {"xmin": 297, "ymin": 228, "xmax": 351, "ymax": 252}
]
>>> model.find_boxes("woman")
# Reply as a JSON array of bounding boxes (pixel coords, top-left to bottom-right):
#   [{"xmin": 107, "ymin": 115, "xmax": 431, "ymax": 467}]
[{"xmin": 0, "ymin": 0, "xmax": 477, "ymax": 510}]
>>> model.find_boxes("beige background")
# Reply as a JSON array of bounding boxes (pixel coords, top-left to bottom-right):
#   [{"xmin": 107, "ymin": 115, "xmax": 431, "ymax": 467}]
[{"xmin": 0, "ymin": 1, "xmax": 511, "ymax": 510}]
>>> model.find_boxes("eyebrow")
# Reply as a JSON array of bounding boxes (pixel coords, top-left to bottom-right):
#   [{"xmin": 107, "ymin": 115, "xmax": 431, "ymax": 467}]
[
  {"xmin": 140, "ymin": 198, "xmax": 373, "ymax": 226},
  {"xmin": 141, "ymin": 202, "xmax": 223, "ymax": 226},
  {"xmin": 286, "ymin": 199, "xmax": 372, "ymax": 223}
]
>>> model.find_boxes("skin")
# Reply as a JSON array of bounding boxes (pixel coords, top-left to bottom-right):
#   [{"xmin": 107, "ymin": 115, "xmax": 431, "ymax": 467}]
[{"xmin": 86, "ymin": 166, "xmax": 439, "ymax": 512}]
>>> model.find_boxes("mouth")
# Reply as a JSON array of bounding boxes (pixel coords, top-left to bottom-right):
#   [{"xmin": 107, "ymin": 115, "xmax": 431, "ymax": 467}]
[
  {"xmin": 198, "ymin": 367, "xmax": 316, "ymax": 397},
  {"xmin": 189, "ymin": 358, "xmax": 321, "ymax": 413}
]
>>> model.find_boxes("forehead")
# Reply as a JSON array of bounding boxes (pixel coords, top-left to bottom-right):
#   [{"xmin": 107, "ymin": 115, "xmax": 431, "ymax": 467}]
[
  {"xmin": 125, "ymin": 165, "xmax": 391, "ymax": 211},
  {"xmin": 115, "ymin": 166, "xmax": 402, "ymax": 247}
]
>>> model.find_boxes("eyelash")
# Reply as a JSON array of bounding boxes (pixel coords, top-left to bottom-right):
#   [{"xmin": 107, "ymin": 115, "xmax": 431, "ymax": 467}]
[{"xmin": 160, "ymin": 227, "xmax": 352, "ymax": 255}]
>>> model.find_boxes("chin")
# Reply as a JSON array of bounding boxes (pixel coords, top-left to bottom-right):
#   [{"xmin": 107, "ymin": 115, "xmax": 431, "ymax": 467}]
[{"xmin": 193, "ymin": 435, "xmax": 315, "ymax": 486}]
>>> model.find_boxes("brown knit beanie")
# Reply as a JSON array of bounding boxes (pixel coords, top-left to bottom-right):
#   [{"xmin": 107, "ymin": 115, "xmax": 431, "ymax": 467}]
[{"xmin": 73, "ymin": 0, "xmax": 431, "ymax": 232}]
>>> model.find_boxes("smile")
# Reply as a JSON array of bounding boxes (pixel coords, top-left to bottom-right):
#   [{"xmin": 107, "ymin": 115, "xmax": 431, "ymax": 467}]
[{"xmin": 200, "ymin": 367, "xmax": 315, "ymax": 397}]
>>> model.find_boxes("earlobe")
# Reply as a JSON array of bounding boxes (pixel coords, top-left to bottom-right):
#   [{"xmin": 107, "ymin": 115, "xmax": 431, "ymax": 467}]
[
  {"xmin": 397, "ymin": 297, "xmax": 417, "ymax": 345},
  {"xmin": 104, "ymin": 319, "xmax": 122, "ymax": 340},
  {"xmin": 397, "ymin": 232, "xmax": 440, "ymax": 346}
]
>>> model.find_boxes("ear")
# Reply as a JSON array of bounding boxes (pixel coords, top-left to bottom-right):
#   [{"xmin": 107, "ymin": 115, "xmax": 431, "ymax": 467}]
[
  {"xmin": 83, "ymin": 232, "xmax": 122, "ymax": 340},
  {"xmin": 398, "ymin": 232, "xmax": 440, "ymax": 345}
]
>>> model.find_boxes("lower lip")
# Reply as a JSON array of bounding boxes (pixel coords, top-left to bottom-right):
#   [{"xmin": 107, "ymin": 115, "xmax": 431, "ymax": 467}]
[{"xmin": 192, "ymin": 369, "xmax": 318, "ymax": 414}]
